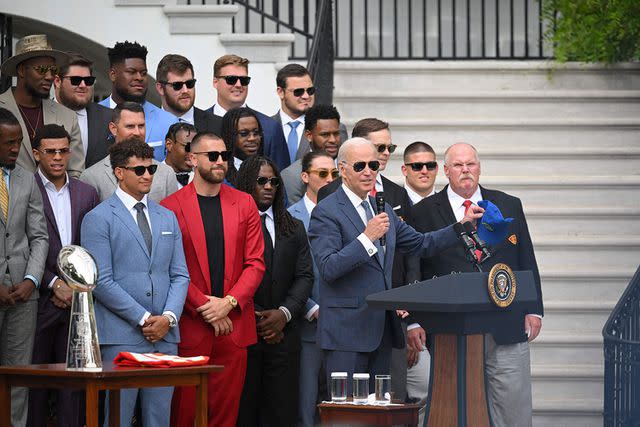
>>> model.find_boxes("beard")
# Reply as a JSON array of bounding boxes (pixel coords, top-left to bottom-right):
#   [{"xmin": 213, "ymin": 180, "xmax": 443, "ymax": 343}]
[
  {"xmin": 0, "ymin": 161, "xmax": 16, "ymax": 170},
  {"xmin": 114, "ymin": 85, "xmax": 147, "ymax": 104},
  {"xmin": 25, "ymin": 83, "xmax": 49, "ymax": 100},
  {"xmin": 165, "ymin": 93, "xmax": 194, "ymax": 114},
  {"xmin": 199, "ymin": 165, "xmax": 226, "ymax": 184},
  {"xmin": 58, "ymin": 89, "xmax": 89, "ymax": 111}
]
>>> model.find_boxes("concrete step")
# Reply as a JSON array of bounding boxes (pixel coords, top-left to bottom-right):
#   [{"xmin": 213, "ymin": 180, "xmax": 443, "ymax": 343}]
[
  {"xmin": 531, "ymin": 364, "xmax": 603, "ymax": 403},
  {"xmin": 524, "ymin": 207, "xmax": 640, "ymax": 239},
  {"xmin": 530, "ymin": 332, "xmax": 603, "ymax": 367},
  {"xmin": 533, "ymin": 399, "xmax": 602, "ymax": 427},
  {"xmin": 539, "ymin": 301, "xmax": 614, "ymax": 334},
  {"xmin": 335, "ymin": 60, "xmax": 640, "ymax": 92},
  {"xmin": 540, "ymin": 269, "xmax": 632, "ymax": 303},
  {"xmin": 335, "ymin": 90, "xmax": 640, "ymax": 120}
]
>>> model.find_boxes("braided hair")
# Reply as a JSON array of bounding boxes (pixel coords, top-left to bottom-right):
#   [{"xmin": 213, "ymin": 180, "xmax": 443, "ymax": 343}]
[{"xmin": 220, "ymin": 107, "xmax": 263, "ymax": 185}]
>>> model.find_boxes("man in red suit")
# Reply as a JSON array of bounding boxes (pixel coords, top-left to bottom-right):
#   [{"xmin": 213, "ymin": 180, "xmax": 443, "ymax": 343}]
[{"xmin": 161, "ymin": 131, "xmax": 265, "ymax": 427}]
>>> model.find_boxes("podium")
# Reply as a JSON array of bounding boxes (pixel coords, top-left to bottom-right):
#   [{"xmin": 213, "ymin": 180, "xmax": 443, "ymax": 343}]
[{"xmin": 366, "ymin": 271, "xmax": 540, "ymax": 427}]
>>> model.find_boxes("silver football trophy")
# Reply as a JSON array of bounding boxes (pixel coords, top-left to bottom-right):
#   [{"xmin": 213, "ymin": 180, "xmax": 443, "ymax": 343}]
[{"xmin": 57, "ymin": 245, "xmax": 102, "ymax": 371}]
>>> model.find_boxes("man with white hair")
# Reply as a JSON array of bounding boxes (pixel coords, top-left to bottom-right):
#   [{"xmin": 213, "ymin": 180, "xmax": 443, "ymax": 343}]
[{"xmin": 307, "ymin": 138, "xmax": 483, "ymax": 391}]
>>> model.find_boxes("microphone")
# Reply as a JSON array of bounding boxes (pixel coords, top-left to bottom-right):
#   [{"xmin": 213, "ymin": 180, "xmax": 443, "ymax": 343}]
[
  {"xmin": 463, "ymin": 221, "xmax": 491, "ymax": 261},
  {"xmin": 375, "ymin": 192, "xmax": 386, "ymax": 246},
  {"xmin": 453, "ymin": 222, "xmax": 478, "ymax": 262}
]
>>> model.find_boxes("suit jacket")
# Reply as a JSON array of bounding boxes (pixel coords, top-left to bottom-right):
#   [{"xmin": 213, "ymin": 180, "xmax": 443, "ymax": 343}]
[
  {"xmin": 84, "ymin": 103, "xmax": 113, "ymax": 168},
  {"xmin": 207, "ymin": 104, "xmax": 291, "ymax": 171},
  {"xmin": 80, "ymin": 193, "xmax": 189, "ymax": 345},
  {"xmin": 35, "ymin": 174, "xmax": 99, "ymax": 309},
  {"xmin": 193, "ymin": 107, "xmax": 222, "ymax": 135},
  {"xmin": 271, "ymin": 111, "xmax": 349, "ymax": 163},
  {"xmin": 0, "ymin": 88, "xmax": 84, "ymax": 177},
  {"xmin": 288, "ymin": 198, "xmax": 321, "ymax": 343},
  {"xmin": 411, "ymin": 185, "xmax": 544, "ymax": 345},
  {"xmin": 254, "ymin": 218, "xmax": 313, "ymax": 351},
  {"xmin": 0, "ymin": 166, "xmax": 49, "ymax": 288},
  {"xmin": 79, "ymin": 155, "xmax": 178, "ymax": 203},
  {"xmin": 280, "ymin": 159, "xmax": 305, "ymax": 205},
  {"xmin": 160, "ymin": 183, "xmax": 265, "ymax": 351},
  {"xmin": 99, "ymin": 97, "xmax": 178, "ymax": 161},
  {"xmin": 308, "ymin": 186, "xmax": 458, "ymax": 352},
  {"xmin": 318, "ymin": 175, "xmax": 414, "ymax": 288}
]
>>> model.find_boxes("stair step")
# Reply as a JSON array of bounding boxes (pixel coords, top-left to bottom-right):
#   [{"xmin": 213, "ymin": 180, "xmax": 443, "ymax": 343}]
[
  {"xmin": 530, "ymin": 332, "xmax": 603, "ymax": 366},
  {"xmin": 533, "ymin": 399, "xmax": 603, "ymax": 427},
  {"xmin": 539, "ymin": 273, "xmax": 629, "ymax": 303},
  {"xmin": 538, "ymin": 302, "xmax": 614, "ymax": 334},
  {"xmin": 532, "ymin": 370, "xmax": 603, "ymax": 402}
]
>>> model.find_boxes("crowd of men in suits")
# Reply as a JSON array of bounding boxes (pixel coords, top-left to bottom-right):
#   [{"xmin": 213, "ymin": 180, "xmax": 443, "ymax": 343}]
[{"xmin": 0, "ymin": 33, "xmax": 543, "ymax": 427}]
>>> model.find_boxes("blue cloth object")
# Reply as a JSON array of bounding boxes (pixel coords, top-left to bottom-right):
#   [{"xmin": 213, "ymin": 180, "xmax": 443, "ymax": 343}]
[
  {"xmin": 287, "ymin": 121, "xmax": 300, "ymax": 164},
  {"xmin": 477, "ymin": 200, "xmax": 514, "ymax": 245}
]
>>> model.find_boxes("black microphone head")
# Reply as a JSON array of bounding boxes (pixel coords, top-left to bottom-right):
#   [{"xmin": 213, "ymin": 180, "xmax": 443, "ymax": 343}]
[
  {"xmin": 375, "ymin": 192, "xmax": 385, "ymax": 213},
  {"xmin": 462, "ymin": 221, "xmax": 476, "ymax": 234},
  {"xmin": 453, "ymin": 222, "xmax": 466, "ymax": 236}
]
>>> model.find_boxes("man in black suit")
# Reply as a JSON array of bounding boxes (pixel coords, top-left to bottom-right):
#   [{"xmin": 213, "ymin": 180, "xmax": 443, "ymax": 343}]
[
  {"xmin": 155, "ymin": 54, "xmax": 222, "ymax": 135},
  {"xmin": 412, "ymin": 142, "xmax": 543, "ymax": 427},
  {"xmin": 53, "ymin": 53, "xmax": 112, "ymax": 168},
  {"xmin": 234, "ymin": 156, "xmax": 313, "ymax": 427}
]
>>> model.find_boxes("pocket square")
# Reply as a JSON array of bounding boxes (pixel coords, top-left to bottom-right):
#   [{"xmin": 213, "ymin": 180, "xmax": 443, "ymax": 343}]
[
  {"xmin": 161, "ymin": 231, "xmax": 173, "ymax": 235},
  {"xmin": 393, "ymin": 205, "xmax": 402, "ymax": 211}
]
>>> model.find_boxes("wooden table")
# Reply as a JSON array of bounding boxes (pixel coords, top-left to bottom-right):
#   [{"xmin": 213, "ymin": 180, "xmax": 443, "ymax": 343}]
[
  {"xmin": 0, "ymin": 362, "xmax": 222, "ymax": 427},
  {"xmin": 319, "ymin": 399, "xmax": 421, "ymax": 426}
]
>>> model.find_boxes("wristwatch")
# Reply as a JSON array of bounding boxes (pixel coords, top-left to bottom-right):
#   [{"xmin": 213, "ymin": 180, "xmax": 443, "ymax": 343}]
[
  {"xmin": 163, "ymin": 314, "xmax": 177, "ymax": 328},
  {"xmin": 226, "ymin": 295, "xmax": 238, "ymax": 309}
]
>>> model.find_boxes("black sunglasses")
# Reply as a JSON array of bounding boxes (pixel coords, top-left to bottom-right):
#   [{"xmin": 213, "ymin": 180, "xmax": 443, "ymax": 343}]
[
  {"xmin": 160, "ymin": 79, "xmax": 196, "ymax": 91},
  {"xmin": 290, "ymin": 86, "xmax": 316, "ymax": 97},
  {"xmin": 308, "ymin": 169, "xmax": 339, "ymax": 179},
  {"xmin": 218, "ymin": 75, "xmax": 251, "ymax": 86},
  {"xmin": 343, "ymin": 160, "xmax": 381, "ymax": 173},
  {"xmin": 375, "ymin": 144, "xmax": 397, "ymax": 154},
  {"xmin": 236, "ymin": 130, "xmax": 263, "ymax": 138},
  {"xmin": 121, "ymin": 164, "xmax": 158, "ymax": 176},
  {"xmin": 62, "ymin": 76, "xmax": 96, "ymax": 86},
  {"xmin": 256, "ymin": 176, "xmax": 281, "ymax": 187},
  {"xmin": 406, "ymin": 161, "xmax": 438, "ymax": 171},
  {"xmin": 192, "ymin": 150, "xmax": 232, "ymax": 162}
]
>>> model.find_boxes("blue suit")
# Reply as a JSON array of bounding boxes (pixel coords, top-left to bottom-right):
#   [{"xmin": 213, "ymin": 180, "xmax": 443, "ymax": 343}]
[
  {"xmin": 99, "ymin": 97, "xmax": 178, "ymax": 161},
  {"xmin": 308, "ymin": 186, "xmax": 458, "ymax": 391},
  {"xmin": 206, "ymin": 105, "xmax": 291, "ymax": 171},
  {"xmin": 288, "ymin": 198, "xmax": 322, "ymax": 426},
  {"xmin": 81, "ymin": 193, "xmax": 189, "ymax": 427}
]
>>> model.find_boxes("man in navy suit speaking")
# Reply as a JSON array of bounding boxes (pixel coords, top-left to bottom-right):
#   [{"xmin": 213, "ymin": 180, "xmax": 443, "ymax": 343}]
[{"xmin": 307, "ymin": 138, "xmax": 483, "ymax": 391}]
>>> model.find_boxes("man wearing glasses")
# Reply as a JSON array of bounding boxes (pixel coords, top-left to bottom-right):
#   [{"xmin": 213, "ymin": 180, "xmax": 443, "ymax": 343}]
[
  {"xmin": 162, "ymin": 122, "xmax": 197, "ymax": 189},
  {"xmin": 29, "ymin": 124, "xmax": 99, "ymax": 427},
  {"xmin": 161, "ymin": 132, "xmax": 265, "ymax": 427},
  {"xmin": 155, "ymin": 54, "xmax": 222, "ymax": 135},
  {"xmin": 0, "ymin": 34, "xmax": 84, "ymax": 177},
  {"xmin": 54, "ymin": 53, "xmax": 112, "ymax": 168},
  {"xmin": 308, "ymin": 137, "xmax": 483, "ymax": 395},
  {"xmin": 81, "ymin": 137, "xmax": 189, "ymax": 427},
  {"xmin": 206, "ymin": 54, "xmax": 290, "ymax": 170},
  {"xmin": 281, "ymin": 104, "xmax": 343, "ymax": 204}
]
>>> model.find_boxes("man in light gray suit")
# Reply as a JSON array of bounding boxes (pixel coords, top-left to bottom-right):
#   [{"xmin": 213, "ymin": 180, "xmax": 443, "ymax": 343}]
[
  {"xmin": 281, "ymin": 104, "xmax": 342, "ymax": 204},
  {"xmin": 272, "ymin": 64, "xmax": 348, "ymax": 165},
  {"xmin": 0, "ymin": 34, "xmax": 84, "ymax": 177},
  {"xmin": 80, "ymin": 102, "xmax": 178, "ymax": 202},
  {"xmin": 0, "ymin": 108, "xmax": 49, "ymax": 427}
]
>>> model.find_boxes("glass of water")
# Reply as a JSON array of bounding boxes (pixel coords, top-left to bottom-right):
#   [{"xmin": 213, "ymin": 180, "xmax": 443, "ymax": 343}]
[
  {"xmin": 352, "ymin": 373, "xmax": 370, "ymax": 403},
  {"xmin": 375, "ymin": 374, "xmax": 391, "ymax": 404},
  {"xmin": 331, "ymin": 372, "xmax": 347, "ymax": 402}
]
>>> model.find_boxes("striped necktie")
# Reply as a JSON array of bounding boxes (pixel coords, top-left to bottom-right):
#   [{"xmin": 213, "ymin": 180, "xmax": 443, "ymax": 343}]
[{"xmin": 0, "ymin": 169, "xmax": 8, "ymax": 221}]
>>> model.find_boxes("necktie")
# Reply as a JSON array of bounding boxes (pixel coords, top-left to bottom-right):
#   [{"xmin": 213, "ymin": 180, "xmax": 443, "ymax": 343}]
[
  {"xmin": 0, "ymin": 170, "xmax": 8, "ymax": 221},
  {"xmin": 361, "ymin": 200, "xmax": 384, "ymax": 266},
  {"xmin": 462, "ymin": 200, "xmax": 482, "ymax": 261},
  {"xmin": 287, "ymin": 120, "xmax": 300, "ymax": 163},
  {"xmin": 369, "ymin": 186, "xmax": 377, "ymax": 197},
  {"xmin": 134, "ymin": 202, "xmax": 152, "ymax": 254},
  {"xmin": 261, "ymin": 214, "xmax": 273, "ymax": 266},
  {"xmin": 176, "ymin": 172, "xmax": 190, "ymax": 186}
]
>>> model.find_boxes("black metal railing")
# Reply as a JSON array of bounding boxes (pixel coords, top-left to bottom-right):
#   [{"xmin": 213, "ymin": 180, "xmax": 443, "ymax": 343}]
[
  {"xmin": 0, "ymin": 14, "xmax": 13, "ymax": 93},
  {"xmin": 187, "ymin": 0, "xmax": 551, "ymax": 60},
  {"xmin": 306, "ymin": 0, "xmax": 334, "ymax": 105},
  {"xmin": 603, "ymin": 264, "xmax": 640, "ymax": 426}
]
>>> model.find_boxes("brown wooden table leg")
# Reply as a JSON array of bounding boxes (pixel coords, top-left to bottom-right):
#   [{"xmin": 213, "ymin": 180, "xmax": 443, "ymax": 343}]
[
  {"xmin": 0, "ymin": 375, "xmax": 10, "ymax": 427},
  {"xmin": 109, "ymin": 389, "xmax": 121, "ymax": 427},
  {"xmin": 195, "ymin": 373, "xmax": 208, "ymax": 427},
  {"xmin": 86, "ymin": 383, "xmax": 99, "ymax": 427}
]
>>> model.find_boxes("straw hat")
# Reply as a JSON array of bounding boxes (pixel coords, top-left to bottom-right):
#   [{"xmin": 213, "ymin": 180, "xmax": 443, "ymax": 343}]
[{"xmin": 1, "ymin": 34, "xmax": 69, "ymax": 77}]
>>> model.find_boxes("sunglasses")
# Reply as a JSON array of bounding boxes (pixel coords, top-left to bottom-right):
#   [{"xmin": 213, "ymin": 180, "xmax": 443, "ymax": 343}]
[
  {"xmin": 192, "ymin": 150, "xmax": 232, "ymax": 162},
  {"xmin": 375, "ymin": 144, "xmax": 397, "ymax": 154},
  {"xmin": 38, "ymin": 148, "xmax": 71, "ymax": 156},
  {"xmin": 62, "ymin": 76, "xmax": 96, "ymax": 86},
  {"xmin": 256, "ymin": 176, "xmax": 281, "ymax": 187},
  {"xmin": 32, "ymin": 65, "xmax": 59, "ymax": 75},
  {"xmin": 236, "ymin": 130, "xmax": 263, "ymax": 138},
  {"xmin": 289, "ymin": 86, "xmax": 316, "ymax": 97},
  {"xmin": 405, "ymin": 161, "xmax": 438, "ymax": 171},
  {"xmin": 343, "ymin": 160, "xmax": 380, "ymax": 173},
  {"xmin": 121, "ymin": 164, "xmax": 158, "ymax": 176},
  {"xmin": 161, "ymin": 79, "xmax": 196, "ymax": 91},
  {"xmin": 308, "ymin": 168, "xmax": 339, "ymax": 179},
  {"xmin": 218, "ymin": 75, "xmax": 251, "ymax": 86}
]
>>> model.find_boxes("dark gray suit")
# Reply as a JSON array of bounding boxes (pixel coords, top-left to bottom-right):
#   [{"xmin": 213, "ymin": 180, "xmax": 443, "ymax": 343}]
[
  {"xmin": 84, "ymin": 102, "xmax": 113, "ymax": 169},
  {"xmin": 0, "ymin": 165, "xmax": 49, "ymax": 427}
]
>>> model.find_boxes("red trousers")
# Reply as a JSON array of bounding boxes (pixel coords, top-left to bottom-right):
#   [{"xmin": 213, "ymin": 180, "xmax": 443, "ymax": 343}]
[{"xmin": 171, "ymin": 334, "xmax": 248, "ymax": 427}]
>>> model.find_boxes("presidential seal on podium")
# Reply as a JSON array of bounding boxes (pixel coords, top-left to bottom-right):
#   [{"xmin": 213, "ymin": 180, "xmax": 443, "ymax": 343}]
[{"xmin": 488, "ymin": 263, "xmax": 516, "ymax": 308}]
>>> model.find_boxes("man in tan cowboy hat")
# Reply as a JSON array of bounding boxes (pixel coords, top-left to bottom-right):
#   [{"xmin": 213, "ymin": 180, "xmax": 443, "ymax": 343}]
[{"xmin": 0, "ymin": 34, "xmax": 84, "ymax": 177}]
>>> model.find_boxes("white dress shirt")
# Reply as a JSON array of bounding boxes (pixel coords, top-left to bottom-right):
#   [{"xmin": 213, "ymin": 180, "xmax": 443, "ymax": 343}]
[
  {"xmin": 341, "ymin": 184, "xmax": 379, "ymax": 257},
  {"xmin": 38, "ymin": 169, "xmax": 72, "ymax": 289},
  {"xmin": 279, "ymin": 110, "xmax": 305, "ymax": 148},
  {"xmin": 212, "ymin": 103, "xmax": 247, "ymax": 117},
  {"xmin": 447, "ymin": 185, "xmax": 482, "ymax": 222},
  {"xmin": 404, "ymin": 182, "xmax": 436, "ymax": 205},
  {"xmin": 302, "ymin": 194, "xmax": 320, "ymax": 320},
  {"xmin": 260, "ymin": 206, "xmax": 275, "ymax": 248},
  {"xmin": 162, "ymin": 106, "xmax": 194, "ymax": 124},
  {"xmin": 234, "ymin": 157, "xmax": 243, "ymax": 171},
  {"xmin": 54, "ymin": 96, "xmax": 88, "ymax": 155}
]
